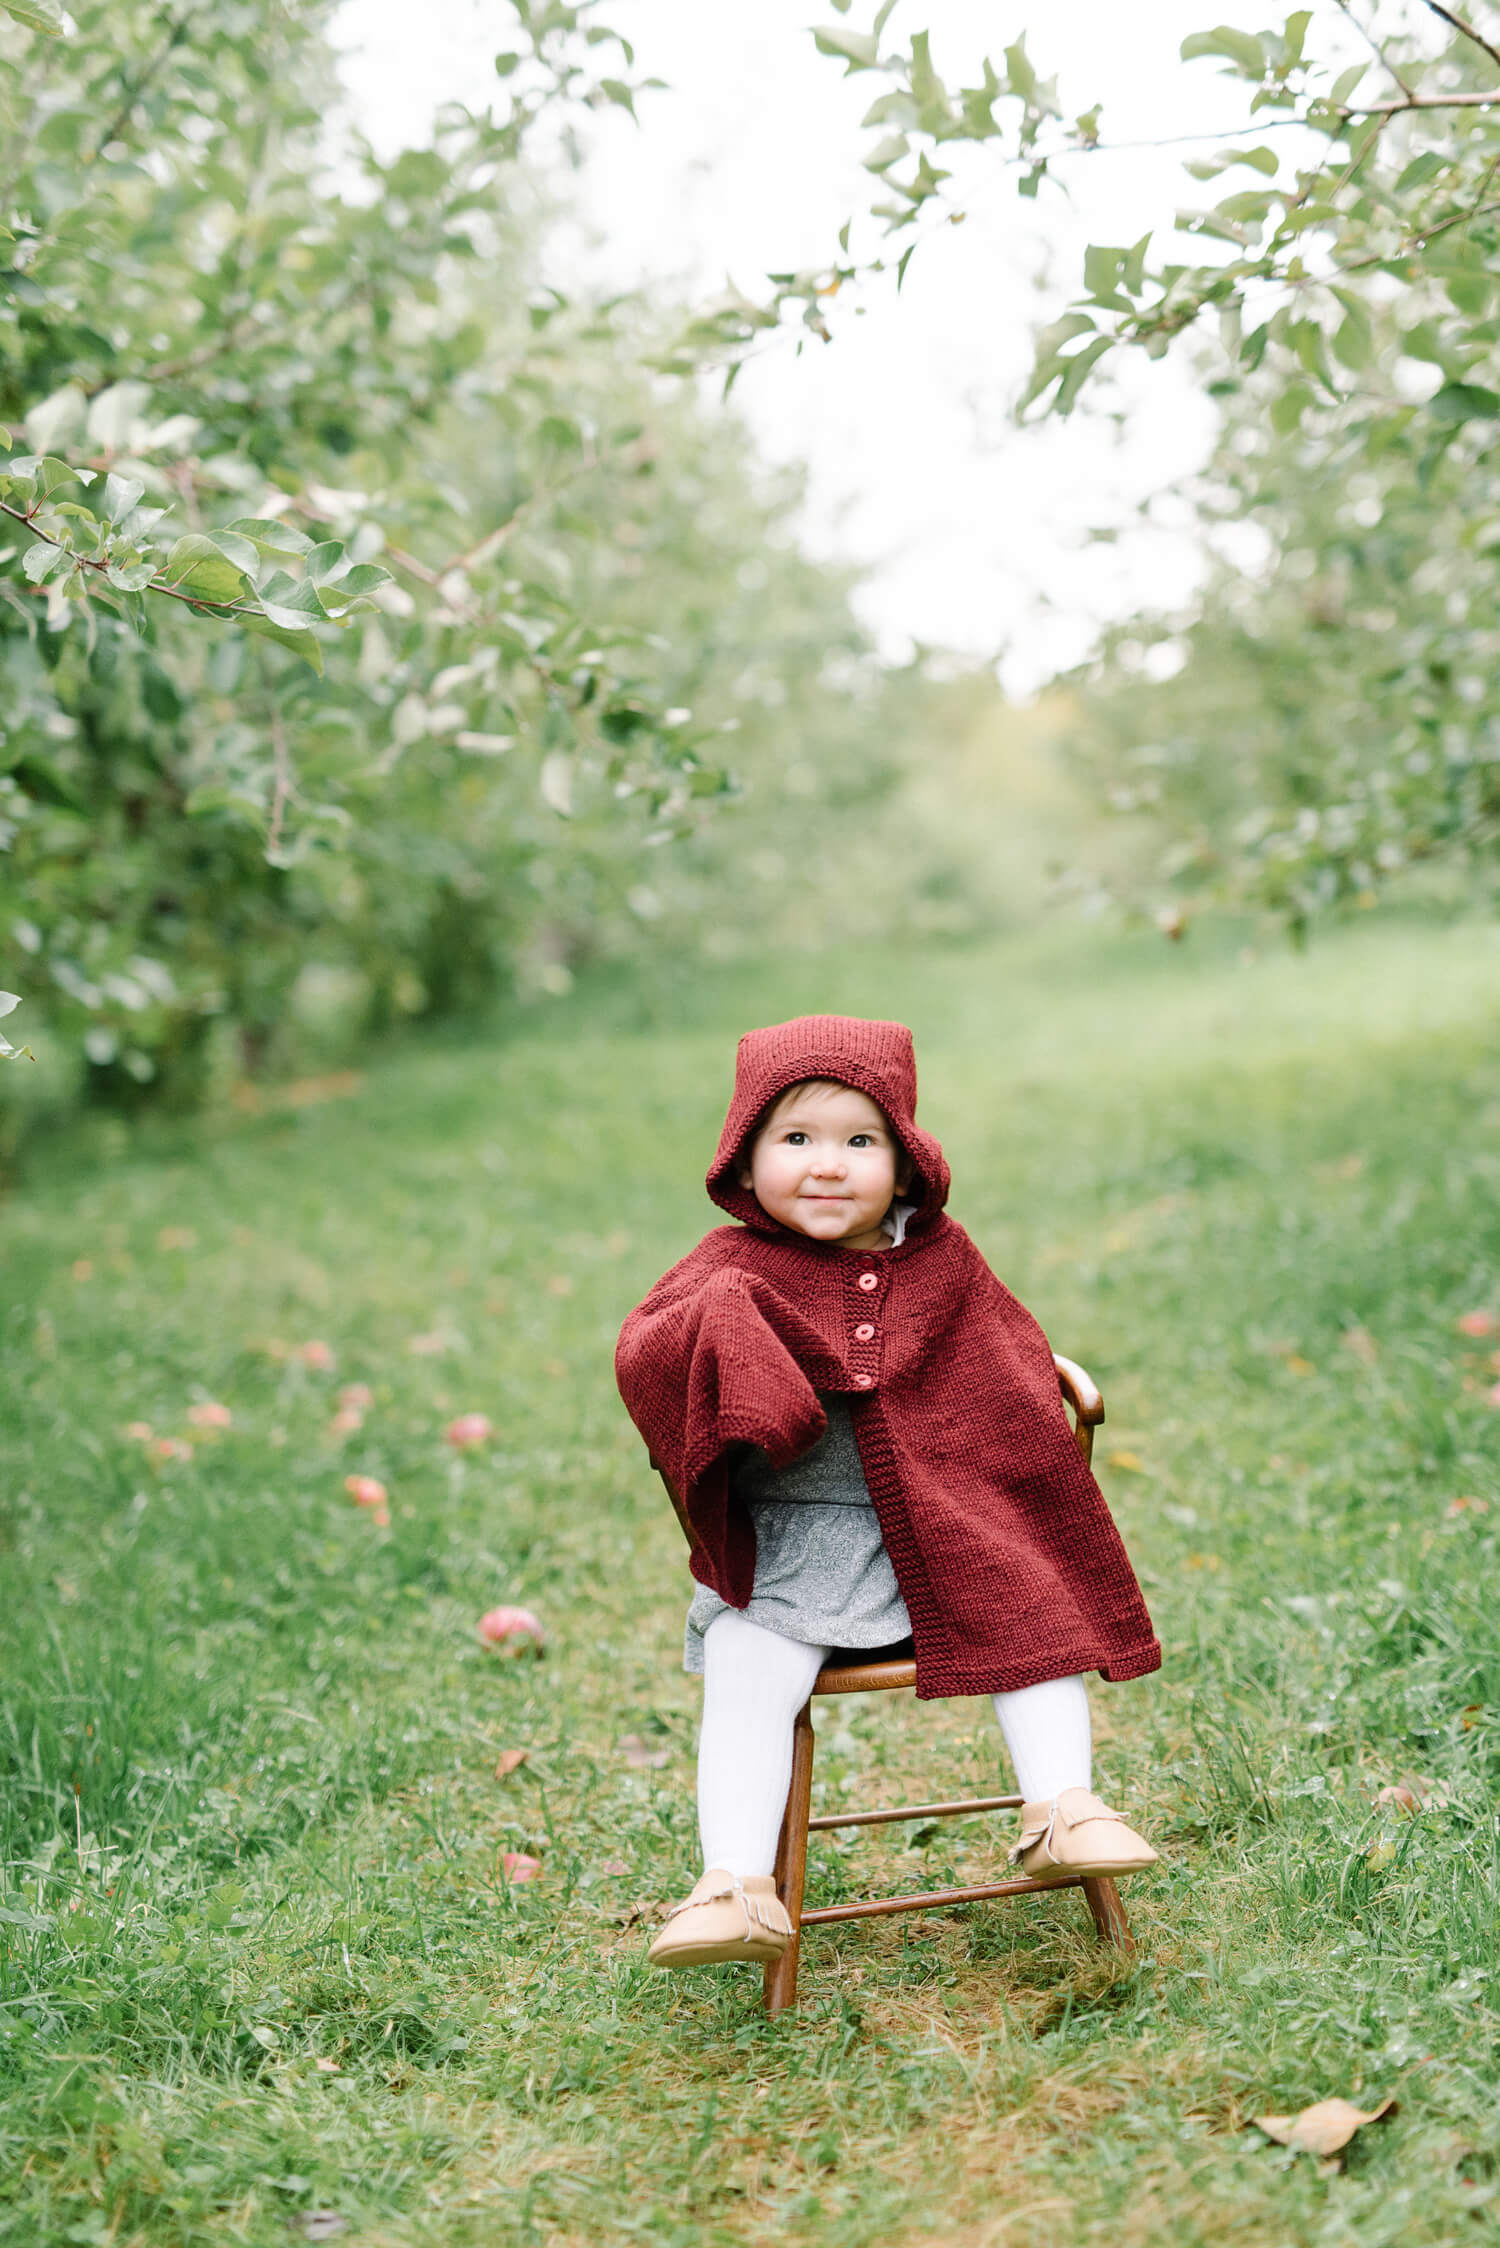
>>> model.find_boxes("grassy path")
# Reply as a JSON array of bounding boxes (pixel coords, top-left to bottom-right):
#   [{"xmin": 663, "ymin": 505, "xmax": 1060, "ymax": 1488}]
[{"xmin": 3, "ymin": 914, "xmax": 1500, "ymax": 2246}]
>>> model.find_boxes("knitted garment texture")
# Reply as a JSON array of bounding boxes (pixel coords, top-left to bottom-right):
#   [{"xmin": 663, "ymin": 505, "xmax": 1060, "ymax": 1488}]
[{"xmin": 615, "ymin": 1013, "xmax": 1162, "ymax": 1699}]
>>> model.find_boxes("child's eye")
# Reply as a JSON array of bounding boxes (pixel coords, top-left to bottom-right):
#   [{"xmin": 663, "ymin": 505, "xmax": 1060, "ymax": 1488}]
[
  {"xmin": 849, "ymin": 1134, "xmax": 872, "ymax": 1147},
  {"xmin": 785, "ymin": 1131, "xmax": 807, "ymax": 1145}
]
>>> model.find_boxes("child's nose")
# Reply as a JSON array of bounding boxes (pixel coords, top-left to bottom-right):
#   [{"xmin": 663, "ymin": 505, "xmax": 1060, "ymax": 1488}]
[{"xmin": 811, "ymin": 1150, "xmax": 847, "ymax": 1176}]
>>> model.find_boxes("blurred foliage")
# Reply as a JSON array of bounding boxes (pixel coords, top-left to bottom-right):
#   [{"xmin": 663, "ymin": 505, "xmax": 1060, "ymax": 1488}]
[
  {"xmin": 0, "ymin": 0, "xmax": 952, "ymax": 1140},
  {"xmin": 727, "ymin": 2, "xmax": 1500, "ymax": 923},
  {"xmin": 1058, "ymin": 362, "xmax": 1500, "ymax": 934}
]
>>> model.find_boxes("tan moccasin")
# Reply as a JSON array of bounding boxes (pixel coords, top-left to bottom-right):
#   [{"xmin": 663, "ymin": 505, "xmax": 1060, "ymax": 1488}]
[
  {"xmin": 1010, "ymin": 1787, "xmax": 1159, "ymax": 1883},
  {"xmin": 647, "ymin": 1869, "xmax": 793, "ymax": 1967}
]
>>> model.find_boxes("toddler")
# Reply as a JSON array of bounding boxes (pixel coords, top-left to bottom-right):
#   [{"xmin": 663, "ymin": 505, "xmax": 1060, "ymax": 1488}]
[{"xmin": 616, "ymin": 1014, "xmax": 1160, "ymax": 1967}]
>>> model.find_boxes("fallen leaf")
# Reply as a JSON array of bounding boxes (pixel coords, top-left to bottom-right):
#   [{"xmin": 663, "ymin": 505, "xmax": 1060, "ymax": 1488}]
[
  {"xmin": 338, "ymin": 1383, "xmax": 374, "ymax": 1409},
  {"xmin": 406, "ymin": 1331, "xmax": 446, "ymax": 1356},
  {"xmin": 494, "ymin": 1749, "xmax": 528, "ymax": 1778},
  {"xmin": 328, "ymin": 1407, "xmax": 364, "ymax": 1436},
  {"xmin": 546, "ymin": 1274, "xmax": 574, "ymax": 1297},
  {"xmin": 313, "ymin": 2057, "xmax": 339, "ymax": 2072},
  {"xmin": 1284, "ymin": 1354, "xmax": 1316, "ymax": 1376},
  {"xmin": 1106, "ymin": 1448, "xmax": 1146, "ymax": 1473},
  {"xmin": 1447, "ymin": 1495, "xmax": 1490, "ymax": 1517},
  {"xmin": 599, "ymin": 1856, "xmax": 629, "ymax": 1875},
  {"xmin": 1340, "ymin": 1327, "xmax": 1379, "ymax": 1365},
  {"xmin": 293, "ymin": 2216, "xmax": 348, "ymax": 2242},
  {"xmin": 1461, "ymin": 1705, "xmax": 1485, "ymax": 1730},
  {"xmin": 344, "ymin": 1474, "xmax": 387, "ymax": 1508},
  {"xmin": 1375, "ymin": 1784, "xmax": 1420, "ymax": 1815},
  {"xmin": 157, "ymin": 1227, "xmax": 197, "ymax": 1251},
  {"xmin": 1252, "ymin": 2096, "xmax": 1395, "ymax": 2158},
  {"xmin": 295, "ymin": 1339, "xmax": 335, "ymax": 1371},
  {"xmin": 187, "ymin": 1400, "xmax": 232, "ymax": 1429},
  {"xmin": 71, "ymin": 1258, "xmax": 93, "ymax": 1281},
  {"xmin": 502, "ymin": 1851, "xmax": 541, "ymax": 1884},
  {"xmin": 1456, "ymin": 1309, "xmax": 1498, "ymax": 1338},
  {"xmin": 1365, "ymin": 1841, "xmax": 1397, "ymax": 1871},
  {"xmin": 621, "ymin": 1734, "xmax": 669, "ymax": 1769},
  {"xmin": 123, "ymin": 1421, "xmax": 153, "ymax": 1441}
]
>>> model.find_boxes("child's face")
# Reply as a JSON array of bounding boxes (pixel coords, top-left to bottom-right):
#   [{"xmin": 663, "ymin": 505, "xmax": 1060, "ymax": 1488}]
[{"xmin": 737, "ymin": 1081, "xmax": 911, "ymax": 1252}]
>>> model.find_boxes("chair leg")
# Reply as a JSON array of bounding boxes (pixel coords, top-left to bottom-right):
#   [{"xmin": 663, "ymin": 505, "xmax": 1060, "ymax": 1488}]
[
  {"xmin": 764, "ymin": 1697, "xmax": 816, "ymax": 2017},
  {"xmin": 1081, "ymin": 1875, "xmax": 1134, "ymax": 1952}
]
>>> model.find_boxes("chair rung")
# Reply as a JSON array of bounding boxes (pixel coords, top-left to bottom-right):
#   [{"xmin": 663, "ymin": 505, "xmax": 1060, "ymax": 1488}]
[
  {"xmin": 808, "ymin": 1792, "xmax": 1022, "ymax": 1832},
  {"xmin": 799, "ymin": 1872, "xmax": 1083, "ymax": 1925}
]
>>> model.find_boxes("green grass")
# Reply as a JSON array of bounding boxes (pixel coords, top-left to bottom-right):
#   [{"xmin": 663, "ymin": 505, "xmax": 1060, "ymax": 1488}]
[{"xmin": 3, "ymin": 909, "xmax": 1500, "ymax": 2246}]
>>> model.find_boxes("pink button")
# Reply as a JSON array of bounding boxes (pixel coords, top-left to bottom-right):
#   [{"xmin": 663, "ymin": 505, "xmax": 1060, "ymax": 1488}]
[
  {"xmin": 854, "ymin": 1322, "xmax": 875, "ymax": 1341},
  {"xmin": 857, "ymin": 1272, "xmax": 878, "ymax": 1291},
  {"xmin": 854, "ymin": 1373, "xmax": 874, "ymax": 1388}
]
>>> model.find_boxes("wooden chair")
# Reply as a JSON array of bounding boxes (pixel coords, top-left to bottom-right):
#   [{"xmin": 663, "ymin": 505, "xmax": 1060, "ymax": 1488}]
[{"xmin": 660, "ymin": 1355, "xmax": 1135, "ymax": 2016}]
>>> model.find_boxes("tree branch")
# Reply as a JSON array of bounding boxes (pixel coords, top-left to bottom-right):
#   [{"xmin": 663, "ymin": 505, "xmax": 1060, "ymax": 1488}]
[
  {"xmin": 1336, "ymin": 0, "xmax": 1419, "ymax": 101},
  {"xmin": 266, "ymin": 700, "xmax": 291, "ymax": 857},
  {"xmin": 86, "ymin": 7, "xmax": 201, "ymax": 165},
  {"xmin": 1420, "ymin": 0, "xmax": 1500, "ymax": 76},
  {"xmin": 0, "ymin": 499, "xmax": 251, "ymax": 616}
]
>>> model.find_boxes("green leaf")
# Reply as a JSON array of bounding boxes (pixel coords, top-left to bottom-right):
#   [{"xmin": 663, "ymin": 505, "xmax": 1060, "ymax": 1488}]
[
  {"xmin": 14, "ymin": 750, "xmax": 82, "ymax": 807},
  {"xmin": 21, "ymin": 539, "xmax": 65, "ymax": 585},
  {"xmin": 599, "ymin": 79, "xmax": 636, "ymax": 118},
  {"xmin": 1327, "ymin": 63, "xmax": 1368, "ymax": 108},
  {"xmin": 242, "ymin": 612, "xmax": 324, "ymax": 673},
  {"xmin": 302, "ymin": 540, "xmax": 349, "ymax": 585},
  {"xmin": 1181, "ymin": 26, "xmax": 1266, "ymax": 74},
  {"xmin": 1216, "ymin": 190, "xmax": 1275, "ymax": 224},
  {"xmin": 163, "ymin": 535, "xmax": 248, "ymax": 602},
  {"xmin": 224, "ymin": 517, "xmax": 314, "ymax": 557},
  {"xmin": 1270, "ymin": 382, "xmax": 1313, "ymax": 433},
  {"xmin": 1428, "ymin": 382, "xmax": 1500, "ymax": 425},
  {"xmin": 1053, "ymin": 333, "xmax": 1113, "ymax": 414},
  {"xmin": 0, "ymin": 0, "xmax": 65, "ymax": 29},
  {"xmin": 331, "ymin": 563, "xmax": 391, "ymax": 597},
  {"xmin": 1395, "ymin": 150, "xmax": 1445, "ymax": 195},
  {"xmin": 1003, "ymin": 35, "xmax": 1036, "ymax": 102},
  {"xmin": 1280, "ymin": 10, "xmax": 1312, "ymax": 66},
  {"xmin": 1084, "ymin": 244, "xmax": 1123, "ymax": 297},
  {"xmin": 102, "ymin": 473, "xmax": 144, "ymax": 524},
  {"xmin": 813, "ymin": 25, "xmax": 879, "ymax": 70},
  {"xmin": 494, "ymin": 51, "xmax": 521, "ymax": 75},
  {"xmin": 1329, "ymin": 287, "xmax": 1373, "ymax": 370}
]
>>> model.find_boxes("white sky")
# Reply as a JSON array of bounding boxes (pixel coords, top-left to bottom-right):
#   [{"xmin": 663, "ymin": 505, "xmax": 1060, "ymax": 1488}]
[{"xmin": 335, "ymin": 1, "xmax": 1307, "ymax": 685}]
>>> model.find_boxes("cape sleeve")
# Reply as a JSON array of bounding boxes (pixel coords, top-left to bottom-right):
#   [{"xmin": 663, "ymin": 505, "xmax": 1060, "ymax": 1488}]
[{"xmin": 614, "ymin": 1248, "xmax": 835, "ymax": 1599}]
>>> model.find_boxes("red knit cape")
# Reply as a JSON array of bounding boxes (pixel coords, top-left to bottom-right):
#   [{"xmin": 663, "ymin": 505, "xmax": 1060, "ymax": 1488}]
[{"xmin": 615, "ymin": 1014, "xmax": 1161, "ymax": 1699}]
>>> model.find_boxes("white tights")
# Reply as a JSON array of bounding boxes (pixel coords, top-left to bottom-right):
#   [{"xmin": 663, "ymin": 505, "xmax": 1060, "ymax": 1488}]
[{"xmin": 696, "ymin": 1609, "xmax": 1093, "ymax": 1879}]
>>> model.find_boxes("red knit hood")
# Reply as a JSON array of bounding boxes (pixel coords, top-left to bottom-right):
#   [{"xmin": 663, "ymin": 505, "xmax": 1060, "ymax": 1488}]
[{"xmin": 706, "ymin": 1014, "xmax": 951, "ymax": 1235}]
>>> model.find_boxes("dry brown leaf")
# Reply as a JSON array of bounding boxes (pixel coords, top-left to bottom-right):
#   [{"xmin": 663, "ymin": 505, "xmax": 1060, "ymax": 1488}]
[
  {"xmin": 1340, "ymin": 1326, "xmax": 1379, "ymax": 1365},
  {"xmin": 493, "ymin": 1749, "xmax": 528, "ymax": 1778},
  {"xmin": 1106, "ymin": 1448, "xmax": 1146, "ymax": 1473},
  {"xmin": 1375, "ymin": 1784, "xmax": 1420, "ymax": 1815},
  {"xmin": 1253, "ymin": 2096, "xmax": 1396, "ymax": 2157},
  {"xmin": 621, "ymin": 1733, "xmax": 669, "ymax": 1769}
]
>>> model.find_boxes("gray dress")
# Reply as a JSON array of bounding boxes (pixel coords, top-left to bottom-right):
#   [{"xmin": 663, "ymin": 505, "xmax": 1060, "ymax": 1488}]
[{"xmin": 683, "ymin": 1392, "xmax": 912, "ymax": 1672}]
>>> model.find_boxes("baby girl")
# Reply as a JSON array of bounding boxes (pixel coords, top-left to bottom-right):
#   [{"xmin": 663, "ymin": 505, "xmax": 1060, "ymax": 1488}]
[{"xmin": 616, "ymin": 1014, "xmax": 1159, "ymax": 1967}]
